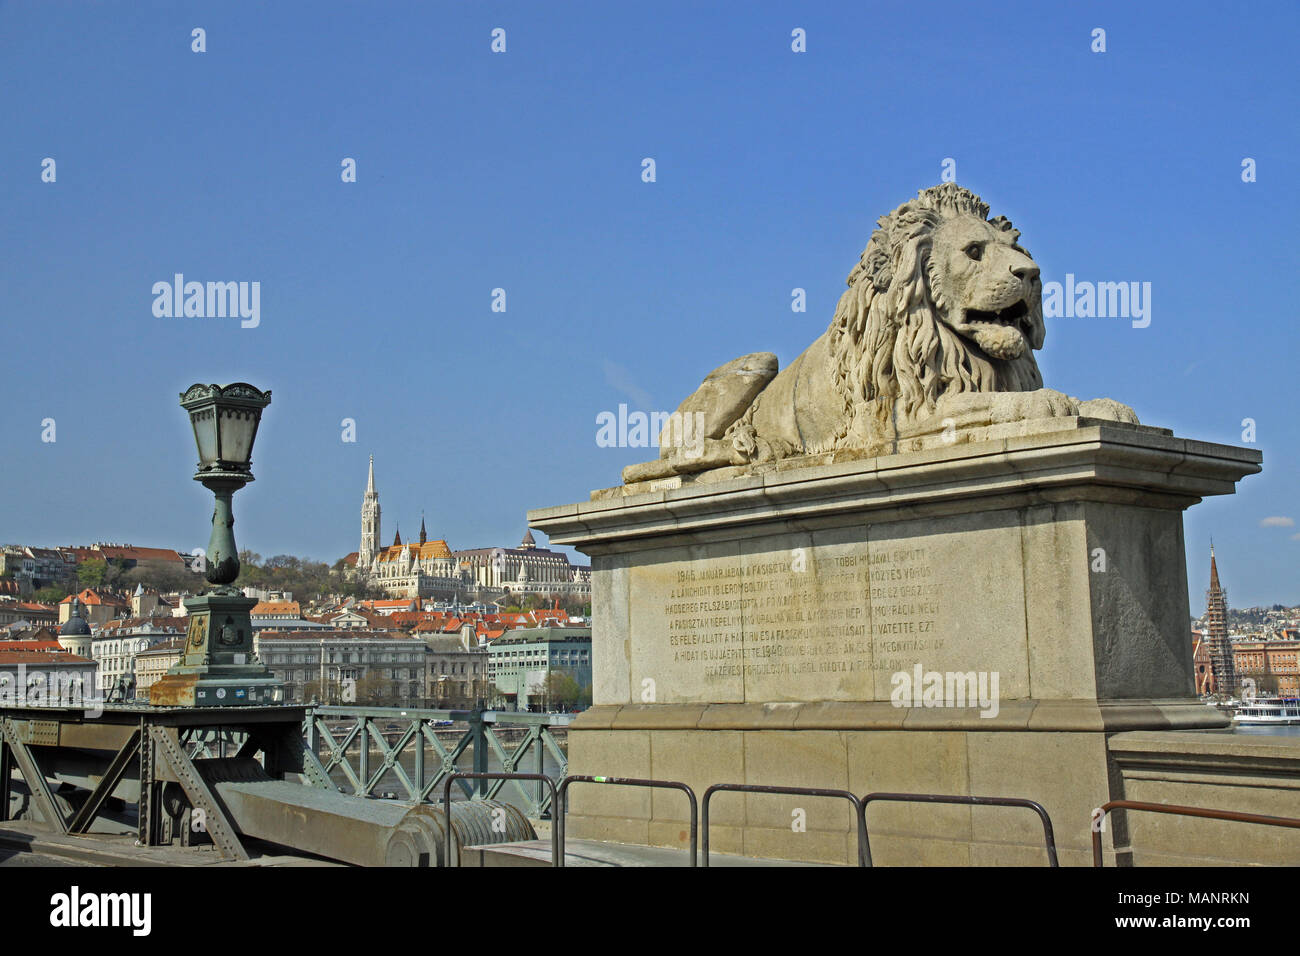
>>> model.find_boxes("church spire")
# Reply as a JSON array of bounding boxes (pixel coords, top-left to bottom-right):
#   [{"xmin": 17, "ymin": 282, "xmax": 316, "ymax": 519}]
[
  {"xmin": 1205, "ymin": 543, "xmax": 1235, "ymax": 698},
  {"xmin": 359, "ymin": 455, "xmax": 381, "ymax": 568},
  {"xmin": 419, "ymin": 512, "xmax": 427, "ymax": 545},
  {"xmin": 393, "ymin": 524, "xmax": 402, "ymax": 547}
]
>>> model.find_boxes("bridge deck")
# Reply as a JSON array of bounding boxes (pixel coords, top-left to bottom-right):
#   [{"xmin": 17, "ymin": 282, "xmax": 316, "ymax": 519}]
[
  {"xmin": 461, "ymin": 838, "xmax": 829, "ymax": 867},
  {"xmin": 0, "ymin": 822, "xmax": 340, "ymax": 867}
]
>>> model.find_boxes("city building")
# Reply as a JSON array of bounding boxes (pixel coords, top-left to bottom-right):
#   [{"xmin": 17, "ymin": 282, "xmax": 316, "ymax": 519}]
[
  {"xmin": 3, "ymin": 625, "xmax": 61, "ymax": 643},
  {"xmin": 92, "ymin": 616, "xmax": 187, "ymax": 696},
  {"xmin": 0, "ymin": 546, "xmax": 77, "ymax": 593},
  {"xmin": 345, "ymin": 457, "xmax": 590, "ymax": 601},
  {"xmin": 488, "ymin": 626, "xmax": 592, "ymax": 711},
  {"xmin": 1233, "ymin": 639, "xmax": 1300, "ymax": 697},
  {"xmin": 455, "ymin": 531, "xmax": 592, "ymax": 598},
  {"xmin": 420, "ymin": 625, "xmax": 490, "ymax": 708},
  {"xmin": 0, "ymin": 648, "xmax": 96, "ymax": 708},
  {"xmin": 0, "ymin": 600, "xmax": 59, "ymax": 627},
  {"xmin": 250, "ymin": 600, "xmax": 336, "ymax": 632},
  {"xmin": 56, "ymin": 598, "xmax": 94, "ymax": 658},
  {"xmin": 65, "ymin": 543, "xmax": 188, "ymax": 572},
  {"xmin": 58, "ymin": 588, "xmax": 130, "ymax": 626},
  {"xmin": 254, "ymin": 629, "xmax": 426, "ymax": 705},
  {"xmin": 1191, "ymin": 629, "xmax": 1216, "ymax": 695},
  {"xmin": 131, "ymin": 584, "xmax": 177, "ymax": 619},
  {"xmin": 134, "ymin": 638, "xmax": 185, "ymax": 700}
]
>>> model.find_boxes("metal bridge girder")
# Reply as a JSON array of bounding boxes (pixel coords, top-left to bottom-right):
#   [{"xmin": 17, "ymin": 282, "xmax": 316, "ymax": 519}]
[
  {"xmin": 148, "ymin": 725, "xmax": 249, "ymax": 862},
  {"xmin": 67, "ymin": 727, "xmax": 141, "ymax": 835},
  {"xmin": 0, "ymin": 716, "xmax": 67, "ymax": 834}
]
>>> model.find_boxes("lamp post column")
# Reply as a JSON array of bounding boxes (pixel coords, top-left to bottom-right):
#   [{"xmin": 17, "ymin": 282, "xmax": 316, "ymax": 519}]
[{"xmin": 150, "ymin": 382, "xmax": 282, "ymax": 708}]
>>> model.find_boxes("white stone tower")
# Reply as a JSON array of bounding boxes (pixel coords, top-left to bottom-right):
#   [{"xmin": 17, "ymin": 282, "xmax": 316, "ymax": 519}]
[{"xmin": 359, "ymin": 455, "xmax": 381, "ymax": 568}]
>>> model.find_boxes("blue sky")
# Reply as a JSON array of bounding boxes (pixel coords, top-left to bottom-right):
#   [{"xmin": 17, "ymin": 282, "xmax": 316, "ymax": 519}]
[{"xmin": 1, "ymin": 0, "xmax": 1295, "ymax": 607}]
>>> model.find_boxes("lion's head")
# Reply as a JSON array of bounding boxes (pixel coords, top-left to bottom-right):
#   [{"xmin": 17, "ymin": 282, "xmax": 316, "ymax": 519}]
[{"xmin": 829, "ymin": 184, "xmax": 1045, "ymax": 426}]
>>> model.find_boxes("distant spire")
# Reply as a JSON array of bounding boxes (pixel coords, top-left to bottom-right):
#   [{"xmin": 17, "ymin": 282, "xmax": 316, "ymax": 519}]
[
  {"xmin": 393, "ymin": 525, "xmax": 402, "ymax": 547},
  {"xmin": 419, "ymin": 512, "xmax": 427, "ymax": 546},
  {"xmin": 520, "ymin": 529, "xmax": 536, "ymax": 549},
  {"xmin": 1205, "ymin": 543, "xmax": 1235, "ymax": 697},
  {"xmin": 366, "ymin": 455, "xmax": 376, "ymax": 494}
]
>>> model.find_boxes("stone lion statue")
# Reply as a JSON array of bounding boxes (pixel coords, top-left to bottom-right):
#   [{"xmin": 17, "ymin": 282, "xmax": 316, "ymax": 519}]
[{"xmin": 624, "ymin": 183, "xmax": 1137, "ymax": 485}]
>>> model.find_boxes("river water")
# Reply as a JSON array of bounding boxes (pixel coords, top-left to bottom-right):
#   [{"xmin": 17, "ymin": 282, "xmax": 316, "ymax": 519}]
[{"xmin": 1232, "ymin": 725, "xmax": 1300, "ymax": 737}]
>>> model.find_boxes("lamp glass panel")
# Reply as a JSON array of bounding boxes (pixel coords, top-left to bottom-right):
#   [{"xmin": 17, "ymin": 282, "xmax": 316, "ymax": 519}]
[
  {"xmin": 218, "ymin": 408, "xmax": 259, "ymax": 467},
  {"xmin": 191, "ymin": 409, "xmax": 219, "ymax": 466}
]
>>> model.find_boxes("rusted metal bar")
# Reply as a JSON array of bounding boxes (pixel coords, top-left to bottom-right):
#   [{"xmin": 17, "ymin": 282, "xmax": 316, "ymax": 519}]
[
  {"xmin": 702, "ymin": 783, "xmax": 867, "ymax": 867},
  {"xmin": 1091, "ymin": 799, "xmax": 1300, "ymax": 867},
  {"xmin": 67, "ymin": 728, "xmax": 140, "ymax": 834},
  {"xmin": 558, "ymin": 775, "xmax": 699, "ymax": 868},
  {"xmin": 442, "ymin": 772, "xmax": 558, "ymax": 867},
  {"xmin": 862, "ymin": 792, "xmax": 1058, "ymax": 867}
]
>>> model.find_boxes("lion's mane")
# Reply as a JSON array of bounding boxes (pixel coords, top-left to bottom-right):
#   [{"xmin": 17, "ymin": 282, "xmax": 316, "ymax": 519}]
[{"xmin": 825, "ymin": 184, "xmax": 1044, "ymax": 447}]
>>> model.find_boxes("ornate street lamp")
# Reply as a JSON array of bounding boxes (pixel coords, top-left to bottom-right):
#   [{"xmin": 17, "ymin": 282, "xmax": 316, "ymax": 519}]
[
  {"xmin": 151, "ymin": 383, "xmax": 283, "ymax": 708},
  {"xmin": 180, "ymin": 383, "xmax": 269, "ymax": 586}
]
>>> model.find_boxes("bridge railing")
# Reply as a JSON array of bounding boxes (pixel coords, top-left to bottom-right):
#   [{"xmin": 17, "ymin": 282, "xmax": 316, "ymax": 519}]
[
  {"xmin": 301, "ymin": 704, "xmax": 573, "ymax": 817},
  {"xmin": 1091, "ymin": 799, "xmax": 1300, "ymax": 866}
]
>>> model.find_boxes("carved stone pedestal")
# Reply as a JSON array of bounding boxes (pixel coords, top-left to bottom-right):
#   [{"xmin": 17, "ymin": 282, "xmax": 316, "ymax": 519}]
[
  {"xmin": 150, "ymin": 592, "xmax": 281, "ymax": 708},
  {"xmin": 530, "ymin": 418, "xmax": 1260, "ymax": 864}
]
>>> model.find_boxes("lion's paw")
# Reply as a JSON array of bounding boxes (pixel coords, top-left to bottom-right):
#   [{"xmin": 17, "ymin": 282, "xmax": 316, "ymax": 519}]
[
  {"xmin": 989, "ymin": 388, "xmax": 1079, "ymax": 424},
  {"xmin": 1077, "ymin": 398, "xmax": 1140, "ymax": 425}
]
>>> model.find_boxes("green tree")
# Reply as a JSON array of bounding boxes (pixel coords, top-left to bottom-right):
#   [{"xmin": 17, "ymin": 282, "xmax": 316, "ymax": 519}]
[
  {"xmin": 543, "ymin": 671, "xmax": 583, "ymax": 710},
  {"xmin": 355, "ymin": 672, "xmax": 398, "ymax": 705},
  {"xmin": 77, "ymin": 559, "xmax": 107, "ymax": 588},
  {"xmin": 33, "ymin": 585, "xmax": 68, "ymax": 603}
]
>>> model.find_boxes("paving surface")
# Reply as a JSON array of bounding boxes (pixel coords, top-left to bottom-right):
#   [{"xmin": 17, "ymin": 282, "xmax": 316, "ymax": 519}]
[
  {"xmin": 0, "ymin": 824, "xmax": 339, "ymax": 867},
  {"xmin": 462, "ymin": 838, "xmax": 830, "ymax": 867}
]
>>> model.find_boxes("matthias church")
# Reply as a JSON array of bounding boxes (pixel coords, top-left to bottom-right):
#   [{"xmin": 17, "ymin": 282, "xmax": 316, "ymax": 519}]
[{"xmin": 346, "ymin": 457, "xmax": 591, "ymax": 601}]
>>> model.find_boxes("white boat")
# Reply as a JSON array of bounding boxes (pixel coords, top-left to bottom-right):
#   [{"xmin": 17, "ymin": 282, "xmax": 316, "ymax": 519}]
[{"xmin": 1231, "ymin": 697, "xmax": 1300, "ymax": 725}]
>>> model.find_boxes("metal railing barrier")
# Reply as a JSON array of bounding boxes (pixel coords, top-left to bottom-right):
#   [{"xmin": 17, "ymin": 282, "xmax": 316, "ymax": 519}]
[
  {"xmin": 304, "ymin": 704, "xmax": 570, "ymax": 817},
  {"xmin": 1091, "ymin": 799, "xmax": 1300, "ymax": 866},
  {"xmin": 701, "ymin": 783, "xmax": 868, "ymax": 867},
  {"xmin": 862, "ymin": 792, "xmax": 1059, "ymax": 867},
  {"xmin": 557, "ymin": 775, "xmax": 699, "ymax": 867},
  {"xmin": 441, "ymin": 772, "xmax": 559, "ymax": 867}
]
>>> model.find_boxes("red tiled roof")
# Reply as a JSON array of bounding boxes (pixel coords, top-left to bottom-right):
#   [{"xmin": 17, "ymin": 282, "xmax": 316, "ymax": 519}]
[
  {"xmin": 0, "ymin": 640, "xmax": 67, "ymax": 653},
  {"xmin": 0, "ymin": 650, "xmax": 93, "ymax": 665},
  {"xmin": 257, "ymin": 630, "xmax": 418, "ymax": 642},
  {"xmin": 374, "ymin": 541, "xmax": 452, "ymax": 563},
  {"xmin": 90, "ymin": 545, "xmax": 184, "ymax": 564},
  {"xmin": 60, "ymin": 588, "xmax": 130, "ymax": 608},
  {"xmin": 251, "ymin": 601, "xmax": 301, "ymax": 617}
]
